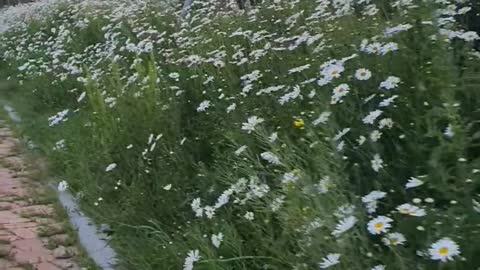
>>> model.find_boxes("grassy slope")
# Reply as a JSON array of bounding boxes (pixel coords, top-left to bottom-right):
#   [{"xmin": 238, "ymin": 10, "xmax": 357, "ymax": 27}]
[{"xmin": 0, "ymin": 0, "xmax": 480, "ymax": 269}]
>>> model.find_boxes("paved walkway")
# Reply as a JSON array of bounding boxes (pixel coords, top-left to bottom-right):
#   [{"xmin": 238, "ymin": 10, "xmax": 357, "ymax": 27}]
[{"xmin": 0, "ymin": 123, "xmax": 80, "ymax": 270}]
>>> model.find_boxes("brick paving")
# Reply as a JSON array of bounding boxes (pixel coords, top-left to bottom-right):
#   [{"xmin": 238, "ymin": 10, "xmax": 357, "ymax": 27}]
[{"xmin": 0, "ymin": 124, "xmax": 80, "ymax": 270}]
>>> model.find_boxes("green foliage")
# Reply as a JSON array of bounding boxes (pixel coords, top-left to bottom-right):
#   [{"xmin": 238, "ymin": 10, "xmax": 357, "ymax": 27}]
[{"xmin": 0, "ymin": 0, "xmax": 479, "ymax": 269}]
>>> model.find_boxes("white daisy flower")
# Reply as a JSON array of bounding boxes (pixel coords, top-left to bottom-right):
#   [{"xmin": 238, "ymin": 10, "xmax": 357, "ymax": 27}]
[
  {"xmin": 168, "ymin": 72, "xmax": 180, "ymax": 79},
  {"xmin": 461, "ymin": 31, "xmax": 479, "ymax": 42},
  {"xmin": 336, "ymin": 141, "xmax": 345, "ymax": 151},
  {"xmin": 331, "ymin": 216, "xmax": 358, "ymax": 236},
  {"xmin": 370, "ymin": 130, "xmax": 383, "ymax": 142},
  {"xmin": 288, "ymin": 64, "xmax": 311, "ymax": 74},
  {"xmin": 331, "ymin": 84, "xmax": 350, "ymax": 104},
  {"xmin": 334, "ymin": 204, "xmax": 356, "ymax": 219},
  {"xmin": 365, "ymin": 42, "xmax": 384, "ymax": 54},
  {"xmin": 367, "ymin": 216, "xmax": 393, "ymax": 235},
  {"xmin": 260, "ymin": 151, "xmax": 282, "ymax": 165},
  {"xmin": 196, "ymin": 100, "xmax": 211, "ymax": 112},
  {"xmin": 384, "ymin": 23, "xmax": 413, "ymax": 37},
  {"xmin": 234, "ymin": 145, "xmax": 248, "ymax": 156},
  {"xmin": 405, "ymin": 177, "xmax": 424, "ymax": 189},
  {"xmin": 380, "ymin": 42, "xmax": 399, "ymax": 55},
  {"xmin": 355, "ymin": 68, "xmax": 372, "ymax": 80},
  {"xmin": 321, "ymin": 63, "xmax": 344, "ymax": 80},
  {"xmin": 244, "ymin": 211, "xmax": 255, "ymax": 220},
  {"xmin": 319, "ymin": 253, "xmax": 341, "ymax": 269},
  {"xmin": 362, "ymin": 191, "xmax": 386, "ymax": 213},
  {"xmin": 270, "ymin": 196, "xmax": 285, "ymax": 212},
  {"xmin": 378, "ymin": 118, "xmax": 394, "ymax": 129},
  {"xmin": 105, "ymin": 163, "xmax": 117, "ymax": 172},
  {"xmin": 428, "ymin": 238, "xmax": 460, "ymax": 262},
  {"xmin": 48, "ymin": 109, "xmax": 69, "ymax": 127},
  {"xmin": 268, "ymin": 132, "xmax": 278, "ymax": 143},
  {"xmin": 241, "ymin": 116, "xmax": 265, "ymax": 133},
  {"xmin": 204, "ymin": 206, "xmax": 216, "ymax": 219},
  {"xmin": 371, "ymin": 154, "xmax": 383, "ymax": 172},
  {"xmin": 363, "ymin": 110, "xmax": 383, "ymax": 124},
  {"xmin": 213, "ymin": 60, "xmax": 225, "ymax": 68},
  {"xmin": 457, "ymin": 6, "xmax": 472, "ymax": 14},
  {"xmin": 379, "ymin": 95, "xmax": 399, "ymax": 107},
  {"xmin": 396, "ymin": 203, "xmax": 426, "ymax": 217},
  {"xmin": 364, "ymin": 201, "xmax": 379, "ymax": 214},
  {"xmin": 211, "ymin": 233, "xmax": 224, "ymax": 248},
  {"xmin": 278, "ymin": 85, "xmax": 301, "ymax": 105},
  {"xmin": 315, "ymin": 176, "xmax": 331, "ymax": 194},
  {"xmin": 333, "ymin": 128, "xmax": 351, "ymax": 141},
  {"xmin": 191, "ymin": 198, "xmax": 203, "ymax": 217},
  {"xmin": 382, "ymin": 232, "xmax": 406, "ymax": 246},
  {"xmin": 313, "ymin": 111, "xmax": 332, "ymax": 126},
  {"xmin": 379, "ymin": 76, "xmax": 401, "ymax": 90},
  {"xmin": 57, "ymin": 181, "xmax": 68, "ymax": 192},
  {"xmin": 281, "ymin": 172, "xmax": 299, "ymax": 185},
  {"xmin": 371, "ymin": 265, "xmax": 385, "ymax": 270},
  {"xmin": 357, "ymin": 136, "xmax": 366, "ymax": 146},
  {"xmin": 362, "ymin": 190, "xmax": 387, "ymax": 203},
  {"xmin": 226, "ymin": 103, "xmax": 237, "ymax": 113},
  {"xmin": 183, "ymin": 249, "xmax": 201, "ymax": 270},
  {"xmin": 214, "ymin": 193, "xmax": 230, "ymax": 209},
  {"xmin": 317, "ymin": 77, "xmax": 331, "ymax": 86}
]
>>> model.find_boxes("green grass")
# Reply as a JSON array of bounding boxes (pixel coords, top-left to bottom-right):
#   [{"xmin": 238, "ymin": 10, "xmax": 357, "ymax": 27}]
[{"xmin": 0, "ymin": 0, "xmax": 480, "ymax": 269}]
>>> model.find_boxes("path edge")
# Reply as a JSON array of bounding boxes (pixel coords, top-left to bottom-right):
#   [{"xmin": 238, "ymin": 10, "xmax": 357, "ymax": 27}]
[{"xmin": 2, "ymin": 101, "xmax": 118, "ymax": 270}]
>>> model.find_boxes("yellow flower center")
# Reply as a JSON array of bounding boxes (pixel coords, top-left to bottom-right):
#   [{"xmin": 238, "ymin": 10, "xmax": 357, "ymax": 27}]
[
  {"xmin": 374, "ymin": 222, "xmax": 384, "ymax": 230},
  {"xmin": 439, "ymin": 247, "xmax": 449, "ymax": 256},
  {"xmin": 331, "ymin": 71, "xmax": 338, "ymax": 76},
  {"xmin": 294, "ymin": 119, "xmax": 304, "ymax": 129},
  {"xmin": 360, "ymin": 72, "xmax": 366, "ymax": 77},
  {"xmin": 390, "ymin": 239, "xmax": 397, "ymax": 245}
]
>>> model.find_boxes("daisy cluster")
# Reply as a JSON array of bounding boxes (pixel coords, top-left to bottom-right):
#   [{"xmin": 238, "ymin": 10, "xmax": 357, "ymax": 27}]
[{"xmin": 0, "ymin": 0, "xmax": 479, "ymax": 269}]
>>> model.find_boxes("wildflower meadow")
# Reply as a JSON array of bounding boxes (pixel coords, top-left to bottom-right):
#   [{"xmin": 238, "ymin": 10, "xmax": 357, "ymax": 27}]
[{"xmin": 0, "ymin": 0, "xmax": 479, "ymax": 269}]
